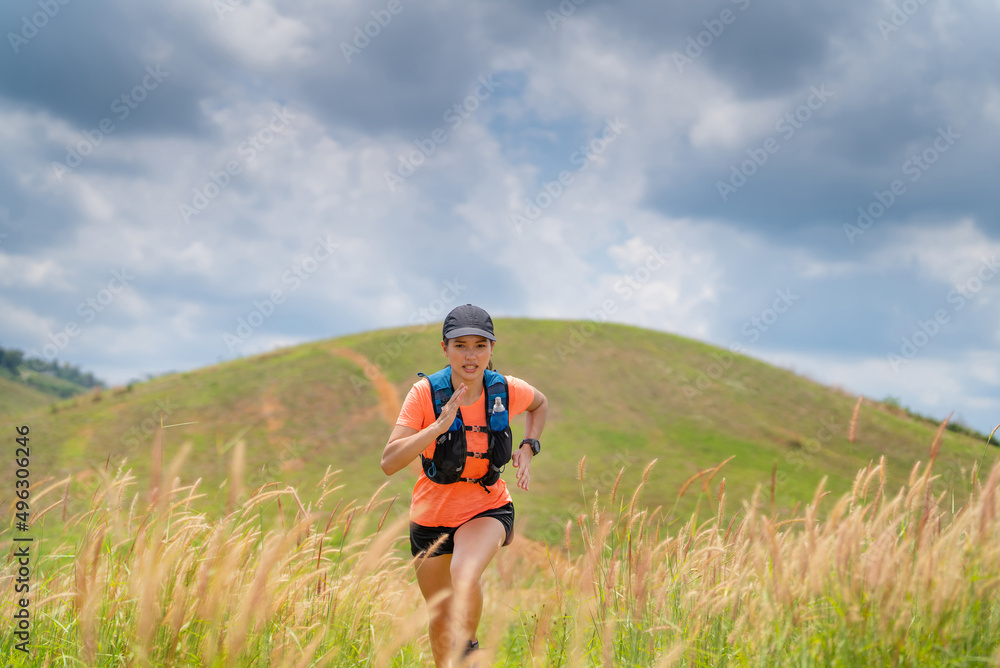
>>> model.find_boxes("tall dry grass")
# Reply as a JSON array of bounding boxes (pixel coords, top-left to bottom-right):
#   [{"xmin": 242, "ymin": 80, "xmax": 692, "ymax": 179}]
[
  {"xmin": 3, "ymin": 426, "xmax": 1000, "ymax": 666},
  {"xmin": 2, "ymin": 440, "xmax": 421, "ymax": 667}
]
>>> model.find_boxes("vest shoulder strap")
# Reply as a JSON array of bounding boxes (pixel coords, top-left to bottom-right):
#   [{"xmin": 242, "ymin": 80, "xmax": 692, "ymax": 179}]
[
  {"xmin": 483, "ymin": 369, "xmax": 509, "ymax": 431},
  {"xmin": 417, "ymin": 366, "xmax": 454, "ymax": 419},
  {"xmin": 417, "ymin": 366, "xmax": 509, "ymax": 429}
]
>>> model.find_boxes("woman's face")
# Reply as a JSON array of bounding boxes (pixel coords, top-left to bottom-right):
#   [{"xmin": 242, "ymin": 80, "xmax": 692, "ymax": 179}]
[{"xmin": 443, "ymin": 335, "xmax": 493, "ymax": 383}]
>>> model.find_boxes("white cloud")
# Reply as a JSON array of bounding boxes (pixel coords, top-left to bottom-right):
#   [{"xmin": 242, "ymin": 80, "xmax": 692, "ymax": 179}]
[
  {"xmin": 2, "ymin": 0, "xmax": 1000, "ymax": 439},
  {"xmin": 689, "ymin": 96, "xmax": 788, "ymax": 151},
  {"xmin": 0, "ymin": 297, "xmax": 57, "ymax": 338},
  {"xmin": 876, "ymin": 219, "xmax": 1000, "ymax": 285},
  {"xmin": 0, "ymin": 254, "xmax": 71, "ymax": 291},
  {"xmin": 74, "ymin": 181, "xmax": 116, "ymax": 222},
  {"xmin": 753, "ymin": 347, "xmax": 1000, "ymax": 434},
  {"xmin": 176, "ymin": 0, "xmax": 317, "ymax": 69}
]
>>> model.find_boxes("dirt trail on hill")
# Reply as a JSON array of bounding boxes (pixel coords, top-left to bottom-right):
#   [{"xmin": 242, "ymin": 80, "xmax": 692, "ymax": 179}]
[
  {"xmin": 329, "ymin": 347, "xmax": 418, "ymax": 473},
  {"xmin": 259, "ymin": 392, "xmax": 286, "ymax": 435},
  {"xmin": 329, "ymin": 347, "xmax": 402, "ymax": 425}
]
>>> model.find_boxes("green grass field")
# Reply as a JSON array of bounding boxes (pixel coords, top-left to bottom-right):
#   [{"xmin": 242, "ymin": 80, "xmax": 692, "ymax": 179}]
[
  {"xmin": 0, "ymin": 319, "xmax": 992, "ymax": 547},
  {"xmin": 2, "ymin": 319, "xmax": 997, "ymax": 665}
]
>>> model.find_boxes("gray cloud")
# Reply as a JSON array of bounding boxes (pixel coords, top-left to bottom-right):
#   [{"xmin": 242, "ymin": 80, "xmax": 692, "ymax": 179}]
[
  {"xmin": 1, "ymin": 3, "xmax": 209, "ymax": 136},
  {"xmin": 1, "ymin": 0, "xmax": 998, "ymax": 434}
]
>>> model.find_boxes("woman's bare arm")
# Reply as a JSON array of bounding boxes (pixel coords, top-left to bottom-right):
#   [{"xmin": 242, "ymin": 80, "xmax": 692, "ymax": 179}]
[
  {"xmin": 381, "ymin": 384, "xmax": 467, "ymax": 475},
  {"xmin": 511, "ymin": 386, "xmax": 548, "ymax": 491}
]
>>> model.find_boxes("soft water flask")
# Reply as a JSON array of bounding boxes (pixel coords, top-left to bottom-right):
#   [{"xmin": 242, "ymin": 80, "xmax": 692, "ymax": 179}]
[{"xmin": 493, "ymin": 397, "xmax": 505, "ymax": 412}]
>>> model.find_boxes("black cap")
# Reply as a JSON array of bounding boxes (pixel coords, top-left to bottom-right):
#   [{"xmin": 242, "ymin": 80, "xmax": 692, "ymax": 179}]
[{"xmin": 443, "ymin": 304, "xmax": 496, "ymax": 341}]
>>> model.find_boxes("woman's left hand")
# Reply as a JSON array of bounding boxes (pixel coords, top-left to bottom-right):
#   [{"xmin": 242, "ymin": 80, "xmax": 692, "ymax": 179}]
[{"xmin": 511, "ymin": 444, "xmax": 533, "ymax": 491}]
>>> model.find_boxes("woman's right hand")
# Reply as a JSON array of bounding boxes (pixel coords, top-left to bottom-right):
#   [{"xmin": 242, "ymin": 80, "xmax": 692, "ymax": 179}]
[{"xmin": 432, "ymin": 384, "xmax": 467, "ymax": 436}]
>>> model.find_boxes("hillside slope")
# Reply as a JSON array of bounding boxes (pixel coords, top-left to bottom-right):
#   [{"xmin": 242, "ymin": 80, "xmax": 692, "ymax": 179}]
[
  {"xmin": 0, "ymin": 375, "xmax": 54, "ymax": 417},
  {"xmin": 2, "ymin": 319, "xmax": 991, "ymax": 544}
]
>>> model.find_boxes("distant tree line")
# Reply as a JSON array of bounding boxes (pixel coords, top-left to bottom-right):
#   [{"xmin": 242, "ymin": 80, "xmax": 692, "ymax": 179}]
[
  {"xmin": 0, "ymin": 345, "xmax": 105, "ymax": 390},
  {"xmin": 882, "ymin": 395, "xmax": 992, "ymax": 443},
  {"xmin": 0, "ymin": 346, "xmax": 23, "ymax": 374}
]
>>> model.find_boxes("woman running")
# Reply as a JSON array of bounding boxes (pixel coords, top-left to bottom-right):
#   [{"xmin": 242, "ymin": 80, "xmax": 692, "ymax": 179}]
[{"xmin": 381, "ymin": 304, "xmax": 548, "ymax": 666}]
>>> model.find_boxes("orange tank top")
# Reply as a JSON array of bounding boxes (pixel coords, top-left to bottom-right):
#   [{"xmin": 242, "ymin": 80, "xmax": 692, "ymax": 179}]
[{"xmin": 395, "ymin": 374, "xmax": 535, "ymax": 527}]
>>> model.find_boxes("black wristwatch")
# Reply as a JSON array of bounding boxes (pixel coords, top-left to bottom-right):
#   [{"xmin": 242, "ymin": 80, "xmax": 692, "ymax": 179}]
[{"xmin": 520, "ymin": 438, "xmax": 541, "ymax": 456}]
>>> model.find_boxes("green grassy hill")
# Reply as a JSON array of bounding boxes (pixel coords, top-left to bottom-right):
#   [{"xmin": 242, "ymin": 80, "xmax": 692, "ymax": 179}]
[
  {"xmin": 0, "ymin": 375, "xmax": 54, "ymax": 416},
  {"xmin": 2, "ymin": 319, "xmax": 993, "ymax": 546},
  {"xmin": 13, "ymin": 367, "xmax": 98, "ymax": 399}
]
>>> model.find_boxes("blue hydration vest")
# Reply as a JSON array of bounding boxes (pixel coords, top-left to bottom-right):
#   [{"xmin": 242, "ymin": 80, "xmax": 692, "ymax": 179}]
[{"xmin": 417, "ymin": 366, "xmax": 512, "ymax": 492}]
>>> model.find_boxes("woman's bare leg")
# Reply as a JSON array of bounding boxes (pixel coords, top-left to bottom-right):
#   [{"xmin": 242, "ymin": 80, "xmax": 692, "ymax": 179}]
[
  {"xmin": 415, "ymin": 553, "xmax": 455, "ymax": 667},
  {"xmin": 449, "ymin": 518, "xmax": 506, "ymax": 654},
  {"xmin": 414, "ymin": 518, "xmax": 505, "ymax": 666}
]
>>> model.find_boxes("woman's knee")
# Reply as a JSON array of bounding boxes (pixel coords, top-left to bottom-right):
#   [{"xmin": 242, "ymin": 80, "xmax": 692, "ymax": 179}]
[
  {"xmin": 428, "ymin": 603, "xmax": 451, "ymax": 629},
  {"xmin": 425, "ymin": 590, "xmax": 453, "ymax": 621},
  {"xmin": 448, "ymin": 565, "xmax": 482, "ymax": 595}
]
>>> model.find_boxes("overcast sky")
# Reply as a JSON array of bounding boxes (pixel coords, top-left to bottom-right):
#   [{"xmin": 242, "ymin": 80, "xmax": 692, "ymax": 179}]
[{"xmin": 1, "ymin": 0, "xmax": 998, "ymax": 435}]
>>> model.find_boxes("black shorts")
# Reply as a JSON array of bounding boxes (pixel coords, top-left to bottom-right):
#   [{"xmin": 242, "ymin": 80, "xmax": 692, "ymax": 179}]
[{"xmin": 410, "ymin": 502, "xmax": 515, "ymax": 557}]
